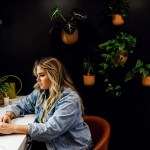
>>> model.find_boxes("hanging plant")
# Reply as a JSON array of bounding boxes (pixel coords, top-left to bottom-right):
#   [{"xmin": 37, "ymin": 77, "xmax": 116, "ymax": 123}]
[
  {"xmin": 125, "ymin": 59, "xmax": 150, "ymax": 82},
  {"xmin": 107, "ymin": 0, "xmax": 130, "ymax": 25},
  {"xmin": 96, "ymin": 32, "xmax": 150, "ymax": 97},
  {"xmin": 83, "ymin": 58, "xmax": 95, "ymax": 86},
  {"xmin": 0, "ymin": 76, "xmax": 9, "ymax": 105},
  {"xmin": 49, "ymin": 7, "xmax": 87, "ymax": 45},
  {"xmin": 96, "ymin": 32, "xmax": 137, "ymax": 97}
]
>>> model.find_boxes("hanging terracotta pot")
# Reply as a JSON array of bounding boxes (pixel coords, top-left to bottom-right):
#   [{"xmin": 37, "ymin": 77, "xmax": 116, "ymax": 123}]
[
  {"xmin": 117, "ymin": 54, "xmax": 128, "ymax": 64},
  {"xmin": 83, "ymin": 75, "xmax": 95, "ymax": 86},
  {"xmin": 61, "ymin": 29, "xmax": 78, "ymax": 45},
  {"xmin": 112, "ymin": 14, "xmax": 124, "ymax": 26},
  {"xmin": 142, "ymin": 76, "xmax": 150, "ymax": 86},
  {"xmin": 111, "ymin": 50, "xmax": 128, "ymax": 65}
]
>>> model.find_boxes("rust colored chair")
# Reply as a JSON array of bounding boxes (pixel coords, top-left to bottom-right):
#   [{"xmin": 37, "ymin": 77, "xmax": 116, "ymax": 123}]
[{"xmin": 83, "ymin": 116, "xmax": 110, "ymax": 150}]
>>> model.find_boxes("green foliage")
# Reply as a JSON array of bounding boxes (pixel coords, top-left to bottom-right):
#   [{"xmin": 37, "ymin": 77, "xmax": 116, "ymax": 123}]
[
  {"xmin": 98, "ymin": 32, "xmax": 136, "ymax": 69},
  {"xmin": 49, "ymin": 7, "xmax": 87, "ymax": 34},
  {"xmin": 83, "ymin": 58, "xmax": 95, "ymax": 75},
  {"xmin": 105, "ymin": 82, "xmax": 122, "ymax": 97},
  {"xmin": 96, "ymin": 32, "xmax": 137, "ymax": 97},
  {"xmin": 107, "ymin": 0, "xmax": 130, "ymax": 17},
  {"xmin": 96, "ymin": 32, "xmax": 150, "ymax": 97},
  {"xmin": 125, "ymin": 59, "xmax": 150, "ymax": 82},
  {"xmin": 0, "ymin": 76, "xmax": 9, "ymax": 99}
]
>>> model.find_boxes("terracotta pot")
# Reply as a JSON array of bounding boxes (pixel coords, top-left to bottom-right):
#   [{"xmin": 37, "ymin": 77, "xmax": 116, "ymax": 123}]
[
  {"xmin": 112, "ymin": 54, "xmax": 128, "ymax": 65},
  {"xmin": 142, "ymin": 76, "xmax": 150, "ymax": 86},
  {"xmin": 61, "ymin": 29, "xmax": 78, "ymax": 45},
  {"xmin": 83, "ymin": 75, "xmax": 95, "ymax": 86},
  {"xmin": 112, "ymin": 14, "xmax": 124, "ymax": 26},
  {"xmin": 117, "ymin": 54, "xmax": 128, "ymax": 64}
]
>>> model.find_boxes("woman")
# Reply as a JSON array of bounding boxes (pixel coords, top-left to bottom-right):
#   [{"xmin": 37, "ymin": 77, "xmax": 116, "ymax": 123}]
[{"xmin": 0, "ymin": 57, "xmax": 93, "ymax": 150}]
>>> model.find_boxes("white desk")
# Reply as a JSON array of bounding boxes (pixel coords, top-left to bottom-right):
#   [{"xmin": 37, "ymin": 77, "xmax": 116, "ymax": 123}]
[{"xmin": 0, "ymin": 97, "xmax": 35, "ymax": 150}]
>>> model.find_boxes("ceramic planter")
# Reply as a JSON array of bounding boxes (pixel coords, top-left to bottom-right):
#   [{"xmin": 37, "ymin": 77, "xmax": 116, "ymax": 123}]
[
  {"xmin": 112, "ymin": 14, "xmax": 124, "ymax": 26},
  {"xmin": 61, "ymin": 29, "xmax": 78, "ymax": 45},
  {"xmin": 117, "ymin": 54, "xmax": 128, "ymax": 64},
  {"xmin": 83, "ymin": 75, "xmax": 95, "ymax": 86},
  {"xmin": 112, "ymin": 53, "xmax": 128, "ymax": 65},
  {"xmin": 142, "ymin": 76, "xmax": 150, "ymax": 86}
]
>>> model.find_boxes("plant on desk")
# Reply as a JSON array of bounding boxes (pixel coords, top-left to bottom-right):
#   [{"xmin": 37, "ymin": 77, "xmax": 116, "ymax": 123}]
[{"xmin": 0, "ymin": 76, "xmax": 9, "ymax": 105}]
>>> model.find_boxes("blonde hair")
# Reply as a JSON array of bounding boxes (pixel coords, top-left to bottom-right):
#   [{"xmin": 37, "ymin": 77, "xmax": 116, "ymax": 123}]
[{"xmin": 33, "ymin": 57, "xmax": 85, "ymax": 116}]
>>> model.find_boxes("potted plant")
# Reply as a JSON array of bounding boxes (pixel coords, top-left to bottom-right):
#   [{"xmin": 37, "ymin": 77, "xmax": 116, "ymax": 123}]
[
  {"xmin": 0, "ymin": 76, "xmax": 9, "ymax": 105},
  {"xmin": 49, "ymin": 7, "xmax": 87, "ymax": 45},
  {"xmin": 98, "ymin": 32, "xmax": 136, "ymax": 65},
  {"xmin": 142, "ymin": 74, "xmax": 150, "ymax": 86},
  {"xmin": 124, "ymin": 59, "xmax": 150, "ymax": 86},
  {"xmin": 107, "ymin": 0, "xmax": 130, "ymax": 25},
  {"xmin": 83, "ymin": 58, "xmax": 95, "ymax": 86},
  {"xmin": 96, "ymin": 32, "xmax": 136, "ymax": 97}
]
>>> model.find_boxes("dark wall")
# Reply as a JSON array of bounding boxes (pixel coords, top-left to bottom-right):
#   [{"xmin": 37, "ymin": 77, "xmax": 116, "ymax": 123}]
[{"xmin": 1, "ymin": 0, "xmax": 150, "ymax": 149}]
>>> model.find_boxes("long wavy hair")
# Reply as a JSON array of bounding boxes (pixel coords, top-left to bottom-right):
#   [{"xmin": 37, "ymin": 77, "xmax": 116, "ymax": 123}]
[{"xmin": 33, "ymin": 57, "xmax": 85, "ymax": 116}]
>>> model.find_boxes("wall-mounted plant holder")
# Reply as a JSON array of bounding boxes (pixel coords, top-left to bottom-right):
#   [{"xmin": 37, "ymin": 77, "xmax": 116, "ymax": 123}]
[
  {"xmin": 83, "ymin": 75, "xmax": 95, "ymax": 86},
  {"xmin": 61, "ymin": 29, "xmax": 78, "ymax": 45},
  {"xmin": 142, "ymin": 76, "xmax": 150, "ymax": 86},
  {"xmin": 49, "ymin": 7, "xmax": 87, "ymax": 45},
  {"xmin": 96, "ymin": 32, "xmax": 137, "ymax": 97},
  {"xmin": 83, "ymin": 58, "xmax": 95, "ymax": 86},
  {"xmin": 107, "ymin": 0, "xmax": 130, "ymax": 26},
  {"xmin": 112, "ymin": 14, "xmax": 124, "ymax": 26}
]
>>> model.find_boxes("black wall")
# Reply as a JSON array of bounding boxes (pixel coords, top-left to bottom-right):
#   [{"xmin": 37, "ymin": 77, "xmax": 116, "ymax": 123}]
[{"xmin": 1, "ymin": 0, "xmax": 150, "ymax": 149}]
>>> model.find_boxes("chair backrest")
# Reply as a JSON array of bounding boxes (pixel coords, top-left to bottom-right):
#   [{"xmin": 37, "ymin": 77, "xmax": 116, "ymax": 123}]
[{"xmin": 83, "ymin": 116, "xmax": 110, "ymax": 150}]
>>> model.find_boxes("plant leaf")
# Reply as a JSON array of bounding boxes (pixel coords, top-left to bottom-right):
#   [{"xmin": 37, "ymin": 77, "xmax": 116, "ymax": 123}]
[
  {"xmin": 50, "ymin": 7, "xmax": 62, "ymax": 20},
  {"xmin": 71, "ymin": 8, "xmax": 87, "ymax": 21},
  {"xmin": 63, "ymin": 20, "xmax": 77, "ymax": 34}
]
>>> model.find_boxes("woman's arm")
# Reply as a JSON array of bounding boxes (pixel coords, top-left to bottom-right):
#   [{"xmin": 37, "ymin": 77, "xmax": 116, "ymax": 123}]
[
  {"xmin": 14, "ymin": 124, "xmax": 29, "ymax": 134},
  {"xmin": 5, "ymin": 90, "xmax": 39, "ymax": 117},
  {"xmin": 0, "ymin": 122, "xmax": 29, "ymax": 134}
]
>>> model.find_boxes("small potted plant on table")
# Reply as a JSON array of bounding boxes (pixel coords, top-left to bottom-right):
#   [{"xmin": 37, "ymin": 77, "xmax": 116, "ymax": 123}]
[{"xmin": 0, "ymin": 76, "xmax": 9, "ymax": 105}]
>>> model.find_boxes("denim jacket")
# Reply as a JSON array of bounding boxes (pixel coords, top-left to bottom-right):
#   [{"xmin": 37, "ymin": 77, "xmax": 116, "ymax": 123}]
[{"xmin": 5, "ymin": 87, "xmax": 93, "ymax": 150}]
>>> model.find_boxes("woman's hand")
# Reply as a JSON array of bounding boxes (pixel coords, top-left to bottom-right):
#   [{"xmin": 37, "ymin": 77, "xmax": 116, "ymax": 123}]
[
  {"xmin": 0, "ymin": 114, "xmax": 11, "ymax": 124},
  {"xmin": 0, "ymin": 122, "xmax": 14, "ymax": 134}
]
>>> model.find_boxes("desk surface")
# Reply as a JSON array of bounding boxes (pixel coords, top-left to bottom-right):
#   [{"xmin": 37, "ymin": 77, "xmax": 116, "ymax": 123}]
[{"xmin": 0, "ymin": 97, "xmax": 35, "ymax": 150}]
